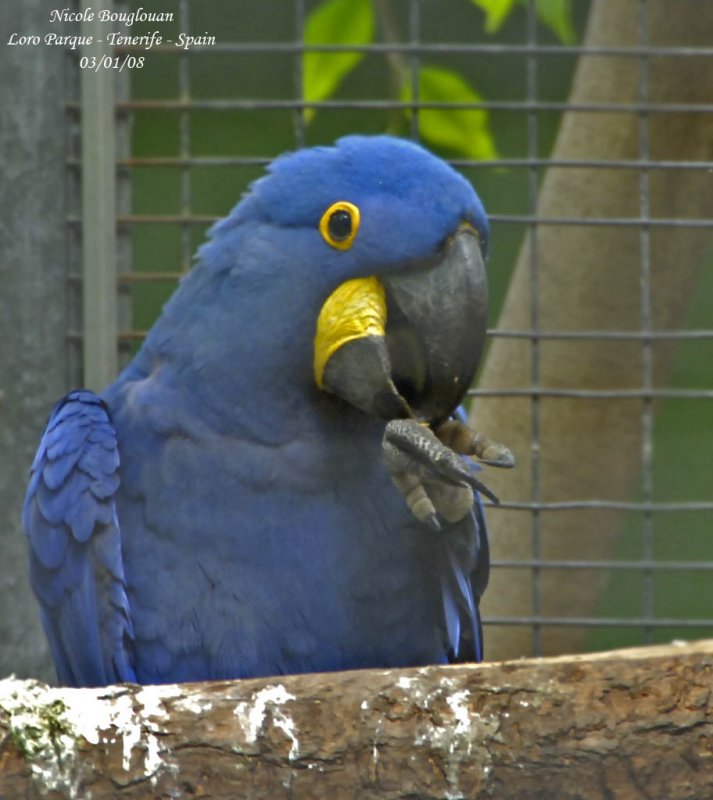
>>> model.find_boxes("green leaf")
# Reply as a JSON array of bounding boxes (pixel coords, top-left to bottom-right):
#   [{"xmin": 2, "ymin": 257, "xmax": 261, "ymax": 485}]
[
  {"xmin": 468, "ymin": 0, "xmax": 517, "ymax": 34},
  {"xmin": 401, "ymin": 66, "xmax": 497, "ymax": 161},
  {"xmin": 520, "ymin": 0, "xmax": 576, "ymax": 44},
  {"xmin": 470, "ymin": 0, "xmax": 576, "ymax": 44},
  {"xmin": 303, "ymin": 0, "xmax": 374, "ymax": 123}
]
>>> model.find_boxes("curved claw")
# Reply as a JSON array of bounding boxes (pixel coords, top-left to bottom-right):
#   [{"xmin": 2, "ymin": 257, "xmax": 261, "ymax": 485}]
[
  {"xmin": 389, "ymin": 471, "xmax": 441, "ymax": 530},
  {"xmin": 478, "ymin": 442, "xmax": 516, "ymax": 469},
  {"xmin": 435, "ymin": 420, "xmax": 515, "ymax": 469}
]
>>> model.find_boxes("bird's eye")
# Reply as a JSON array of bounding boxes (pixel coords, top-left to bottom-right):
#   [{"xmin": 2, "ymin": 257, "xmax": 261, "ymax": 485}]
[{"xmin": 319, "ymin": 201, "xmax": 360, "ymax": 250}]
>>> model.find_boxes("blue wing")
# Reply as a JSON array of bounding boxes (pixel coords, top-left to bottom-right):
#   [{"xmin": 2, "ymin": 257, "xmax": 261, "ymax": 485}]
[
  {"xmin": 438, "ymin": 492, "xmax": 489, "ymax": 664},
  {"xmin": 22, "ymin": 390, "xmax": 135, "ymax": 686},
  {"xmin": 439, "ymin": 406, "xmax": 490, "ymax": 663}
]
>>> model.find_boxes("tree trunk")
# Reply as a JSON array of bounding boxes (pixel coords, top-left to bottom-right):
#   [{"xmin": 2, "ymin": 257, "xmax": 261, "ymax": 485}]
[
  {"xmin": 1, "ymin": 640, "xmax": 712, "ymax": 799},
  {"xmin": 474, "ymin": 0, "xmax": 713, "ymax": 659},
  {"xmin": 0, "ymin": 0, "xmax": 71, "ymax": 683}
]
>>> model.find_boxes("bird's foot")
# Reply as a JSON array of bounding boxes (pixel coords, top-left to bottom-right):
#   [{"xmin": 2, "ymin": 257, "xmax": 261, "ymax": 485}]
[
  {"xmin": 383, "ymin": 418, "xmax": 501, "ymax": 530},
  {"xmin": 433, "ymin": 419, "xmax": 515, "ymax": 469}
]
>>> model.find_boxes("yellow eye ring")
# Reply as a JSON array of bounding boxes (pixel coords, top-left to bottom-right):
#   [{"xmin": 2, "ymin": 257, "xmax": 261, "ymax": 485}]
[{"xmin": 319, "ymin": 201, "xmax": 360, "ymax": 250}]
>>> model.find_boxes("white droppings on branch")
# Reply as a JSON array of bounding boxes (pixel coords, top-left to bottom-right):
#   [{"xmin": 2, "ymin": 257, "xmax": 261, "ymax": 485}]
[
  {"xmin": 234, "ymin": 683, "xmax": 300, "ymax": 760},
  {"xmin": 0, "ymin": 677, "xmax": 182, "ymax": 796},
  {"xmin": 407, "ymin": 676, "xmax": 498, "ymax": 800},
  {"xmin": 110, "ymin": 684, "xmax": 181, "ymax": 775},
  {"xmin": 0, "ymin": 677, "xmax": 87, "ymax": 798},
  {"xmin": 447, "ymin": 689, "xmax": 472, "ymax": 737},
  {"xmin": 176, "ymin": 692, "xmax": 214, "ymax": 715}
]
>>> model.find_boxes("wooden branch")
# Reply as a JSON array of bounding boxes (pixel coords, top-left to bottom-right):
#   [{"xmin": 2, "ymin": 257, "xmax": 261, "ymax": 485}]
[{"xmin": 2, "ymin": 640, "xmax": 712, "ymax": 799}]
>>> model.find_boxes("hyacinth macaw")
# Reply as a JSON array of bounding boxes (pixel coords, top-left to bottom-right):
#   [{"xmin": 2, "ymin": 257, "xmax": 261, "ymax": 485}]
[{"xmin": 23, "ymin": 135, "xmax": 512, "ymax": 687}]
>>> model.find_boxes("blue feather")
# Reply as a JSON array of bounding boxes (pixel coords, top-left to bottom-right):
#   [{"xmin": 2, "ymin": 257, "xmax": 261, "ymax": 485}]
[
  {"xmin": 23, "ymin": 391, "xmax": 135, "ymax": 685},
  {"xmin": 42, "ymin": 447, "xmax": 83, "ymax": 490}
]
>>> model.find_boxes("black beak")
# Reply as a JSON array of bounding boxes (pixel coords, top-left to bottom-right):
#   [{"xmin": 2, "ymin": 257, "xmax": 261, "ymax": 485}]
[{"xmin": 317, "ymin": 224, "xmax": 488, "ymax": 425}]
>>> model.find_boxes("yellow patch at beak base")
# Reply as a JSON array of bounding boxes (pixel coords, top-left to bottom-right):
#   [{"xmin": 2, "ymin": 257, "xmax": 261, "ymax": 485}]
[{"xmin": 314, "ymin": 276, "xmax": 387, "ymax": 388}]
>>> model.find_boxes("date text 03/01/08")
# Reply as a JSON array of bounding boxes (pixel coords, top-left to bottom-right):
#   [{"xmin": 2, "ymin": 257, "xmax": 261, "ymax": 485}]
[{"xmin": 79, "ymin": 55, "xmax": 145, "ymax": 71}]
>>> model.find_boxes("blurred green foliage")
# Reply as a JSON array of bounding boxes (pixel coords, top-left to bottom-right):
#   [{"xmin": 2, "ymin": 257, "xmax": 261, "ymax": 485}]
[
  {"xmin": 470, "ymin": 0, "xmax": 575, "ymax": 43},
  {"xmin": 590, "ymin": 263, "xmax": 713, "ymax": 651},
  {"xmin": 303, "ymin": 0, "xmax": 573, "ymax": 160},
  {"xmin": 303, "ymin": 0, "xmax": 374, "ymax": 123},
  {"xmin": 399, "ymin": 65, "xmax": 497, "ymax": 160}
]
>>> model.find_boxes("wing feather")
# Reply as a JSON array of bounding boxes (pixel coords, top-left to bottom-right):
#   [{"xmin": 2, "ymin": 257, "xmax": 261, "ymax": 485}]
[
  {"xmin": 440, "ymin": 408, "xmax": 490, "ymax": 664},
  {"xmin": 22, "ymin": 390, "xmax": 135, "ymax": 686}
]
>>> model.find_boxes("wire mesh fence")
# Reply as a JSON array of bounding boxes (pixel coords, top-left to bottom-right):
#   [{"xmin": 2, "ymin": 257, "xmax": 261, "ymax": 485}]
[{"xmin": 69, "ymin": 0, "xmax": 713, "ymax": 659}]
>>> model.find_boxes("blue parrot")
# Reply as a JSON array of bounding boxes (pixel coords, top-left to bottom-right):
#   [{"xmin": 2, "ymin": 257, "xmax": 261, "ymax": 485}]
[{"xmin": 23, "ymin": 135, "xmax": 512, "ymax": 687}]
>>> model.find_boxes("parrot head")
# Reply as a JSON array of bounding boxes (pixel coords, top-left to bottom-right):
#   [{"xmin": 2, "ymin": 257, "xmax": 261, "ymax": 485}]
[{"xmin": 193, "ymin": 135, "xmax": 489, "ymax": 428}]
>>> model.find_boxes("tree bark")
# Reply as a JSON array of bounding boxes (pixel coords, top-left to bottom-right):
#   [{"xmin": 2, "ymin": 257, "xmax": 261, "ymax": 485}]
[
  {"xmin": 474, "ymin": 0, "xmax": 713, "ymax": 659},
  {"xmin": 2, "ymin": 640, "xmax": 712, "ymax": 799}
]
